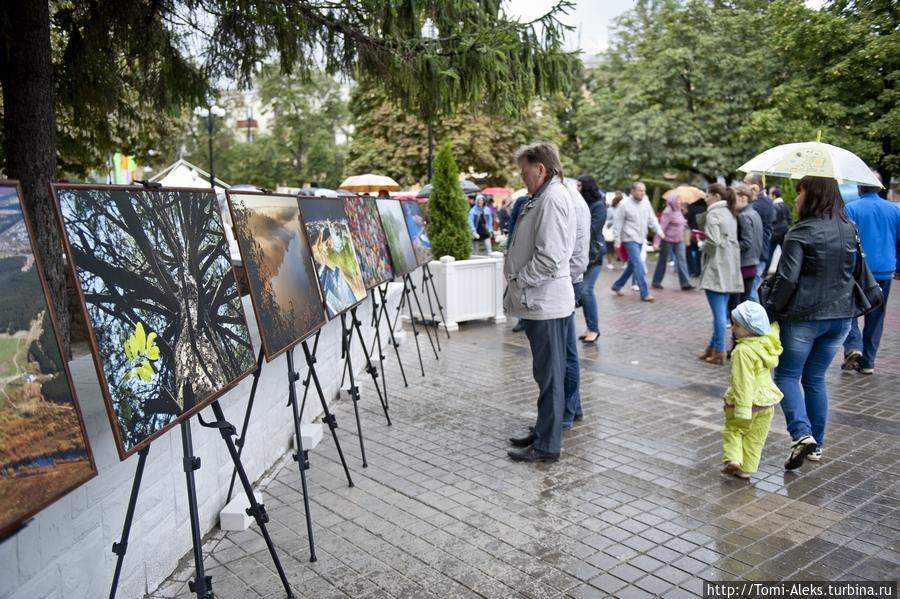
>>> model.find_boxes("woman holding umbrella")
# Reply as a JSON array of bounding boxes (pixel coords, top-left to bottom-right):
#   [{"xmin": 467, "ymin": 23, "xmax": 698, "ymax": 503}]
[
  {"xmin": 740, "ymin": 137, "xmax": 883, "ymax": 469},
  {"xmin": 765, "ymin": 176, "xmax": 860, "ymax": 469}
]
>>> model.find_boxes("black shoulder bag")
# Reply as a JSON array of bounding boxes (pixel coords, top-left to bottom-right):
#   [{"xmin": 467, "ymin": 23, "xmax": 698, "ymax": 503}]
[{"xmin": 850, "ymin": 233, "xmax": 884, "ymax": 317}]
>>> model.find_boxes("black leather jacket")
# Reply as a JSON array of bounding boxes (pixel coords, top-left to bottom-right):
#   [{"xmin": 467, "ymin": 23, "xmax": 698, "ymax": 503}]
[{"xmin": 766, "ymin": 215, "xmax": 858, "ymax": 320}]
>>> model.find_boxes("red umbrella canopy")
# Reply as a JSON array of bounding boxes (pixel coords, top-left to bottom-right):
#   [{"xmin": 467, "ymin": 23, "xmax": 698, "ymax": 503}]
[{"xmin": 480, "ymin": 187, "xmax": 512, "ymax": 195}]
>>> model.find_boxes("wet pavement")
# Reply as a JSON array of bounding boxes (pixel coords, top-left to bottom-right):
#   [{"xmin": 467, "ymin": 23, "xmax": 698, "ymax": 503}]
[{"xmin": 151, "ymin": 262, "xmax": 900, "ymax": 598}]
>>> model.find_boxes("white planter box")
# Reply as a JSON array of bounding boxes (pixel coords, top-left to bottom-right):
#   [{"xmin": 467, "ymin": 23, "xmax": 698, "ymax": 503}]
[{"xmin": 425, "ymin": 253, "xmax": 506, "ymax": 331}]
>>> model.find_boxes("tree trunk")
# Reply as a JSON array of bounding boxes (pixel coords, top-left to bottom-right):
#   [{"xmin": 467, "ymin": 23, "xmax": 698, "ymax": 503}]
[{"xmin": 0, "ymin": 0, "xmax": 70, "ymax": 354}]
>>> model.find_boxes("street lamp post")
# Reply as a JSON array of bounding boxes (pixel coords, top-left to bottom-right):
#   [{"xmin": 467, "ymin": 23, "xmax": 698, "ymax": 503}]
[
  {"xmin": 422, "ymin": 18, "xmax": 437, "ymax": 184},
  {"xmin": 194, "ymin": 105, "xmax": 226, "ymax": 190}
]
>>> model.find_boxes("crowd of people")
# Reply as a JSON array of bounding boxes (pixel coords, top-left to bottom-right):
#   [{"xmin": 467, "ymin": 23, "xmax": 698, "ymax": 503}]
[{"xmin": 501, "ymin": 142, "xmax": 900, "ymax": 479}]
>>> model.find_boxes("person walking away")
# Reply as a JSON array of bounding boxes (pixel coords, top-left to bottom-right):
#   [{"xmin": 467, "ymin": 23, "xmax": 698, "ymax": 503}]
[
  {"xmin": 605, "ymin": 192, "xmax": 624, "ymax": 269},
  {"xmin": 611, "ymin": 182, "xmax": 660, "ymax": 301},
  {"xmin": 469, "ymin": 195, "xmax": 494, "ymax": 254},
  {"xmin": 561, "ymin": 178, "xmax": 590, "ymax": 429},
  {"xmin": 686, "ymin": 196, "xmax": 708, "ymax": 277},
  {"xmin": 721, "ymin": 301, "xmax": 783, "ymax": 479},
  {"xmin": 651, "ymin": 192, "xmax": 694, "ymax": 291},
  {"xmin": 498, "ymin": 199, "xmax": 512, "ymax": 234},
  {"xmin": 577, "ymin": 175, "xmax": 607, "ymax": 344},
  {"xmin": 744, "ymin": 174, "xmax": 775, "ymax": 298},
  {"xmin": 769, "ymin": 186, "xmax": 792, "ymax": 268},
  {"xmin": 841, "ymin": 172, "xmax": 900, "ymax": 375},
  {"xmin": 733, "ymin": 184, "xmax": 764, "ymax": 304},
  {"xmin": 699, "ymin": 184, "xmax": 743, "ymax": 365},
  {"xmin": 765, "ymin": 176, "xmax": 860, "ymax": 469},
  {"xmin": 505, "ymin": 143, "xmax": 576, "ymax": 462}
]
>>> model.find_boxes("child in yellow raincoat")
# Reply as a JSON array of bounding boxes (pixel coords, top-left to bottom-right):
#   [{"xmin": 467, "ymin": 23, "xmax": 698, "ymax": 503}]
[{"xmin": 722, "ymin": 301, "xmax": 783, "ymax": 479}]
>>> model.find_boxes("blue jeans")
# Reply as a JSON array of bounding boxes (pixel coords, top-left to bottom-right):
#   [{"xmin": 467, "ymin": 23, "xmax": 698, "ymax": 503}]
[
  {"xmin": 844, "ymin": 278, "xmax": 892, "ymax": 369},
  {"xmin": 563, "ymin": 312, "xmax": 582, "ymax": 427},
  {"xmin": 749, "ymin": 263, "xmax": 766, "ymax": 303},
  {"xmin": 774, "ymin": 318, "xmax": 851, "ymax": 447},
  {"xmin": 613, "ymin": 241, "xmax": 649, "ymax": 298},
  {"xmin": 580, "ymin": 261, "xmax": 603, "ymax": 333},
  {"xmin": 651, "ymin": 240, "xmax": 691, "ymax": 288},
  {"xmin": 705, "ymin": 290, "xmax": 730, "ymax": 352}
]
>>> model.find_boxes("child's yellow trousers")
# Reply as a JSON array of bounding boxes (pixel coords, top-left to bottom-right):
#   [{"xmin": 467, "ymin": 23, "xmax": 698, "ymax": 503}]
[{"xmin": 722, "ymin": 406, "xmax": 775, "ymax": 474}]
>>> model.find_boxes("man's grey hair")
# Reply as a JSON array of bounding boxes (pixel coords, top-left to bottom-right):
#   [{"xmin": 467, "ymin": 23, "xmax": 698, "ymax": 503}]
[
  {"xmin": 858, "ymin": 169, "xmax": 883, "ymax": 195},
  {"xmin": 631, "ymin": 181, "xmax": 646, "ymax": 192},
  {"xmin": 744, "ymin": 173, "xmax": 763, "ymax": 187},
  {"xmin": 516, "ymin": 142, "xmax": 564, "ymax": 180}
]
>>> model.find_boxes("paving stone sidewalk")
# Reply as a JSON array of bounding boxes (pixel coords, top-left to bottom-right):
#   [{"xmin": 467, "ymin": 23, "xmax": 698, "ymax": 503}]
[{"xmin": 151, "ymin": 263, "xmax": 900, "ymax": 598}]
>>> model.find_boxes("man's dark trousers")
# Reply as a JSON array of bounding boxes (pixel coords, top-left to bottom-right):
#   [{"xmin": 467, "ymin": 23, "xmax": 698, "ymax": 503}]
[{"xmin": 524, "ymin": 317, "xmax": 568, "ymax": 454}]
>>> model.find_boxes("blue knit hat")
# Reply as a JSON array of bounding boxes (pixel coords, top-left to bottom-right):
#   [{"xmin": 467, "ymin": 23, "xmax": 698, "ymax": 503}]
[{"xmin": 731, "ymin": 301, "xmax": 771, "ymax": 336}]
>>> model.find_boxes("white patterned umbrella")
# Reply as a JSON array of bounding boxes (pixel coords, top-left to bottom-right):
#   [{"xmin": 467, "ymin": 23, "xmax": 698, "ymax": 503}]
[
  {"xmin": 339, "ymin": 174, "xmax": 400, "ymax": 192},
  {"xmin": 738, "ymin": 141, "xmax": 881, "ymax": 187}
]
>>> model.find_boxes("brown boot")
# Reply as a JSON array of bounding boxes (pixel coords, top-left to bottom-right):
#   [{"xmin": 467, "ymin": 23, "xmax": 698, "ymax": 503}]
[
  {"xmin": 705, "ymin": 351, "xmax": 727, "ymax": 365},
  {"xmin": 698, "ymin": 346, "xmax": 713, "ymax": 361}
]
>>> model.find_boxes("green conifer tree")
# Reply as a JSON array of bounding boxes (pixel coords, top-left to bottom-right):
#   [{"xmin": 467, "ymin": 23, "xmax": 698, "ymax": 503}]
[{"xmin": 428, "ymin": 143, "xmax": 472, "ymax": 260}]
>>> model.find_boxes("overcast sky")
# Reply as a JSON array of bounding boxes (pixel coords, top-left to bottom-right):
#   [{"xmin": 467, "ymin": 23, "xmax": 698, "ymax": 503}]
[
  {"xmin": 504, "ymin": 0, "xmax": 826, "ymax": 57},
  {"xmin": 504, "ymin": 1, "xmax": 637, "ymax": 56}
]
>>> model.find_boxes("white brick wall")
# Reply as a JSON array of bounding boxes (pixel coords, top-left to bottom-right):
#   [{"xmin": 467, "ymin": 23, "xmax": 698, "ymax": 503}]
[{"xmin": 1, "ymin": 284, "xmax": 403, "ymax": 599}]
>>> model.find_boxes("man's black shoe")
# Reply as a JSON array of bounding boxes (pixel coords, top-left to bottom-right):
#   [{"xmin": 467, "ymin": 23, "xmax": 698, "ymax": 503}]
[
  {"xmin": 508, "ymin": 445, "xmax": 559, "ymax": 462},
  {"xmin": 509, "ymin": 433, "xmax": 535, "ymax": 447}
]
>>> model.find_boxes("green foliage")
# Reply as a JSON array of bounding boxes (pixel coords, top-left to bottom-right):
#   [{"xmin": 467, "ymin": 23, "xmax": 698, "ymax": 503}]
[
  {"xmin": 780, "ymin": 177, "xmax": 799, "ymax": 223},
  {"xmin": 575, "ymin": 0, "xmax": 777, "ymax": 189},
  {"xmin": 175, "ymin": 69, "xmax": 349, "ymax": 188},
  {"xmin": 348, "ymin": 82, "xmax": 568, "ymax": 187},
  {"xmin": 428, "ymin": 143, "xmax": 471, "ymax": 260},
  {"xmin": 747, "ymin": 0, "xmax": 900, "ymax": 185}
]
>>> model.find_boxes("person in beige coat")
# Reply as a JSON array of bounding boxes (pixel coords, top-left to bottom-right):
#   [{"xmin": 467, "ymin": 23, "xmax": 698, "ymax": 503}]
[{"xmin": 699, "ymin": 183, "xmax": 743, "ymax": 364}]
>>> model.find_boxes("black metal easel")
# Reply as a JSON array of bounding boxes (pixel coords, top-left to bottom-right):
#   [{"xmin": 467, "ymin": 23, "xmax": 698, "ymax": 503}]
[
  {"xmin": 369, "ymin": 284, "xmax": 408, "ymax": 390},
  {"xmin": 109, "ymin": 415, "xmax": 295, "ymax": 599},
  {"xmin": 338, "ymin": 306, "xmax": 392, "ymax": 468},
  {"xmin": 392, "ymin": 272, "xmax": 439, "ymax": 375},
  {"xmin": 420, "ymin": 263, "xmax": 451, "ymax": 341}
]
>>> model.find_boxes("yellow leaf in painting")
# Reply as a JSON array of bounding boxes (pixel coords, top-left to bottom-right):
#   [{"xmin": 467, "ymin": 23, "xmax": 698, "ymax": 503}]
[
  {"xmin": 145, "ymin": 332, "xmax": 159, "ymax": 361},
  {"xmin": 135, "ymin": 322, "xmax": 146, "ymax": 353},
  {"xmin": 137, "ymin": 360, "xmax": 154, "ymax": 382},
  {"xmin": 124, "ymin": 336, "xmax": 136, "ymax": 361}
]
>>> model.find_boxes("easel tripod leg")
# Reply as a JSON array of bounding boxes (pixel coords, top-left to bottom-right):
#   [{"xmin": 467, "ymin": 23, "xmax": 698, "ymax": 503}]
[
  {"xmin": 286, "ymin": 349, "xmax": 317, "ymax": 562},
  {"xmin": 302, "ymin": 339, "xmax": 354, "ymax": 487},
  {"xmin": 208, "ymin": 401, "xmax": 296, "ymax": 596},
  {"xmin": 108, "ymin": 446, "xmax": 149, "ymax": 599},
  {"xmin": 352, "ymin": 307, "xmax": 391, "ymax": 425},
  {"xmin": 424, "ymin": 263, "xmax": 451, "ymax": 339},
  {"xmin": 420, "ymin": 267, "xmax": 441, "ymax": 351},
  {"xmin": 378, "ymin": 284, "xmax": 408, "ymax": 388},
  {"xmin": 341, "ymin": 313, "xmax": 368, "ymax": 467},
  {"xmin": 180, "ymin": 421, "xmax": 212, "ymax": 599},
  {"xmin": 402, "ymin": 276, "xmax": 426, "ymax": 376},
  {"xmin": 227, "ymin": 347, "xmax": 265, "ymax": 503},
  {"xmin": 407, "ymin": 274, "xmax": 439, "ymax": 361}
]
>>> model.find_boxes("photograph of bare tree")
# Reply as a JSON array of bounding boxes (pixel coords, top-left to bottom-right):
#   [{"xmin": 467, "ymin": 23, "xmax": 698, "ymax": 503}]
[
  {"xmin": 299, "ymin": 198, "xmax": 367, "ymax": 319},
  {"xmin": 401, "ymin": 200, "xmax": 433, "ymax": 266},
  {"xmin": 343, "ymin": 196, "xmax": 394, "ymax": 289},
  {"xmin": 55, "ymin": 185, "xmax": 257, "ymax": 459},
  {"xmin": 229, "ymin": 192, "xmax": 326, "ymax": 360},
  {"xmin": 0, "ymin": 182, "xmax": 95, "ymax": 538},
  {"xmin": 376, "ymin": 199, "xmax": 417, "ymax": 277}
]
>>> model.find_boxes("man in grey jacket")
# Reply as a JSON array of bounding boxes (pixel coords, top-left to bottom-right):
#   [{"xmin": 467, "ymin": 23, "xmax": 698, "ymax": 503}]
[
  {"xmin": 612, "ymin": 182, "xmax": 660, "ymax": 301},
  {"xmin": 505, "ymin": 143, "xmax": 577, "ymax": 462},
  {"xmin": 562, "ymin": 178, "xmax": 590, "ymax": 428}
]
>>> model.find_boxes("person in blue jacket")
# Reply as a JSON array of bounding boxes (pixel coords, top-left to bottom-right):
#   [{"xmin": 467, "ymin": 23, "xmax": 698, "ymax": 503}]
[
  {"xmin": 469, "ymin": 194, "xmax": 494, "ymax": 254},
  {"xmin": 842, "ymin": 172, "xmax": 900, "ymax": 375}
]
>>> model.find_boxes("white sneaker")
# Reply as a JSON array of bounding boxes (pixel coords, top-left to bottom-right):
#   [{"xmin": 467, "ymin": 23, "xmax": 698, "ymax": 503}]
[
  {"xmin": 807, "ymin": 448, "xmax": 822, "ymax": 462},
  {"xmin": 631, "ymin": 284, "xmax": 640, "ymax": 291},
  {"xmin": 785, "ymin": 435, "xmax": 817, "ymax": 470}
]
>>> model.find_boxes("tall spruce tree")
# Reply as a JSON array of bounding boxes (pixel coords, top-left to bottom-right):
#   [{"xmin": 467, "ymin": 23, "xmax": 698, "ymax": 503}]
[
  {"xmin": 428, "ymin": 143, "xmax": 471, "ymax": 260},
  {"xmin": 0, "ymin": 0, "xmax": 577, "ymax": 348}
]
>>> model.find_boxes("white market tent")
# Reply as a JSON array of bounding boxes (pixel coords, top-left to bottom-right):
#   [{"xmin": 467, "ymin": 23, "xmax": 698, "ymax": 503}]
[
  {"xmin": 148, "ymin": 159, "xmax": 240, "ymax": 261},
  {"xmin": 148, "ymin": 158, "xmax": 230, "ymax": 193}
]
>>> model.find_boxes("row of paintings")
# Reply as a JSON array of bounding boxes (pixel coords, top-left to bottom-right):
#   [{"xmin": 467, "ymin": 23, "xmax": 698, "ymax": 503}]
[{"xmin": 1, "ymin": 182, "xmax": 433, "ymax": 538}]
